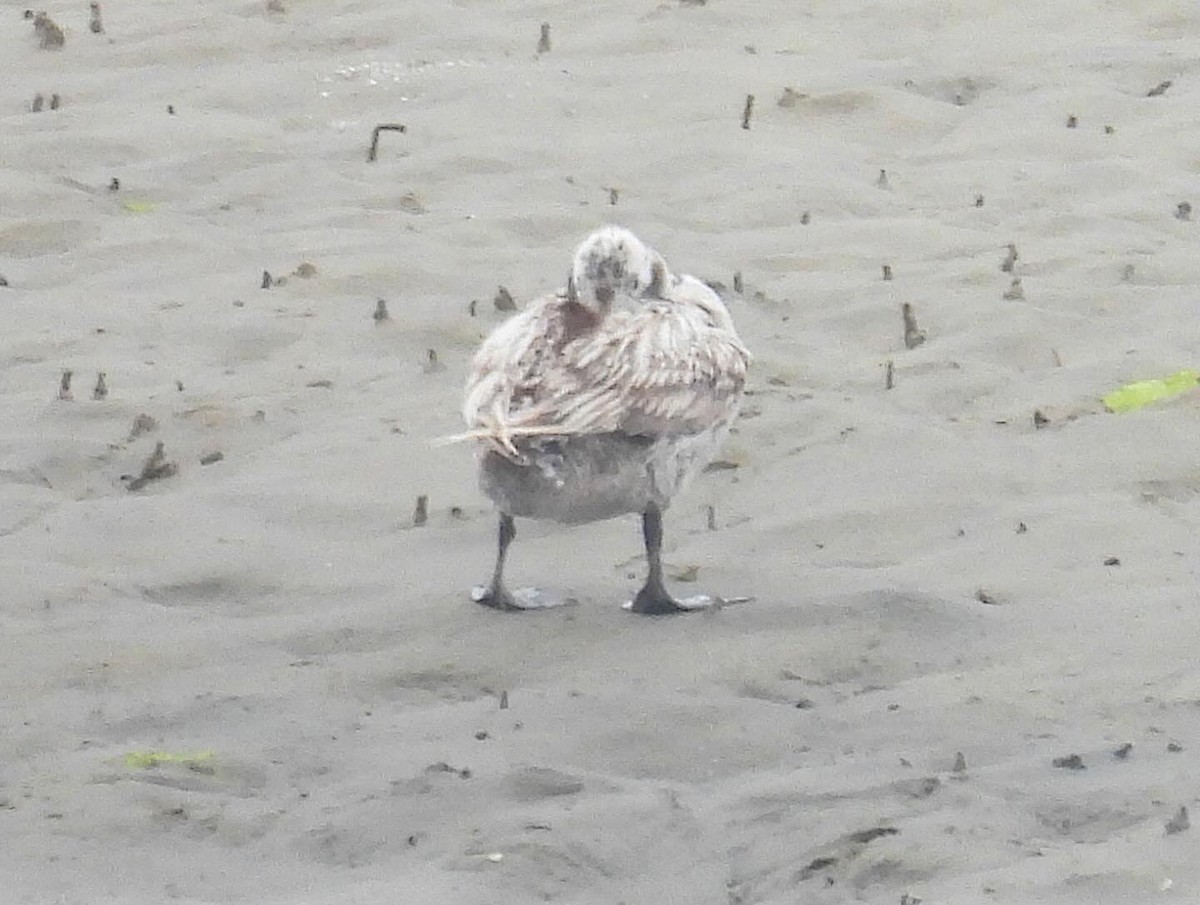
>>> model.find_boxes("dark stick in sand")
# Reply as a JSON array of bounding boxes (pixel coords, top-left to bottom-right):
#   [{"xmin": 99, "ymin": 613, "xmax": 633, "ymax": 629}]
[
  {"xmin": 413, "ymin": 495, "xmax": 428, "ymax": 527},
  {"xmin": 1000, "ymin": 243, "xmax": 1018, "ymax": 273},
  {"xmin": 367, "ymin": 123, "xmax": 407, "ymax": 162},
  {"xmin": 58, "ymin": 369, "xmax": 73, "ymax": 401},
  {"xmin": 494, "ymin": 286, "xmax": 517, "ymax": 312},
  {"xmin": 741, "ymin": 94, "xmax": 754, "ymax": 130},
  {"xmin": 88, "ymin": 1, "xmax": 103, "ymax": 33},
  {"xmin": 92, "ymin": 372, "xmax": 108, "ymax": 400},
  {"xmin": 33, "ymin": 11, "xmax": 64, "ymax": 48},
  {"xmin": 373, "ymin": 298, "xmax": 390, "ymax": 323},
  {"xmin": 1147, "ymin": 80, "xmax": 1172, "ymax": 97},
  {"xmin": 127, "ymin": 441, "xmax": 178, "ymax": 491},
  {"xmin": 732, "ymin": 271, "xmax": 743, "ymax": 294},
  {"xmin": 537, "ymin": 22, "xmax": 550, "ymax": 54},
  {"xmin": 901, "ymin": 303, "xmax": 925, "ymax": 349},
  {"xmin": 884, "ymin": 359, "xmax": 894, "ymax": 390},
  {"xmin": 882, "ymin": 264, "xmax": 893, "ymax": 281}
]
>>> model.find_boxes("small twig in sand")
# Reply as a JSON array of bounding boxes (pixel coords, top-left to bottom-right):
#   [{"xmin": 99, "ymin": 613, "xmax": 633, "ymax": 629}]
[
  {"xmin": 607, "ymin": 187, "xmax": 619, "ymax": 205},
  {"xmin": 373, "ymin": 298, "xmax": 390, "ymax": 323},
  {"xmin": 1103, "ymin": 124, "xmax": 1114, "ymax": 134},
  {"xmin": 1066, "ymin": 114, "xmax": 1077, "ymax": 129},
  {"xmin": 1002, "ymin": 278, "xmax": 1024, "ymax": 301},
  {"xmin": 882, "ymin": 264, "xmax": 893, "ymax": 281},
  {"xmin": 261, "ymin": 270, "xmax": 273, "ymax": 289},
  {"xmin": 92, "ymin": 371, "xmax": 108, "ymax": 400},
  {"xmin": 537, "ymin": 22, "xmax": 551, "ymax": 54},
  {"xmin": 88, "ymin": 1, "xmax": 103, "ymax": 33},
  {"xmin": 1051, "ymin": 348, "xmax": 1063, "ymax": 367},
  {"xmin": 975, "ymin": 588, "xmax": 1000, "ymax": 606},
  {"xmin": 33, "ymin": 11, "xmax": 64, "ymax": 48},
  {"xmin": 58, "ymin": 369, "xmax": 74, "ymax": 401},
  {"xmin": 366, "ymin": 123, "xmax": 406, "ymax": 163},
  {"xmin": 108, "ymin": 177, "xmax": 120, "ymax": 192},
  {"xmin": 499, "ymin": 690, "xmax": 509, "ymax": 710},
  {"xmin": 778, "ymin": 86, "xmax": 803, "ymax": 108},
  {"xmin": 1051, "ymin": 753, "xmax": 1085, "ymax": 770},
  {"xmin": 974, "ymin": 194, "xmax": 984, "ymax": 208},
  {"xmin": 876, "ymin": 169, "xmax": 890, "ymax": 189},
  {"xmin": 733, "ymin": 271, "xmax": 743, "ymax": 294},
  {"xmin": 741, "ymin": 94, "xmax": 754, "ymax": 130},
  {"xmin": 1000, "ymin": 243, "xmax": 1018, "ymax": 273},
  {"xmin": 412, "ymin": 495, "xmax": 428, "ymax": 527},
  {"xmin": 1122, "ymin": 263, "xmax": 1136, "ymax": 282},
  {"xmin": 50, "ymin": 93, "xmax": 60, "ymax": 110},
  {"xmin": 800, "ymin": 211, "xmax": 810, "ymax": 225},
  {"xmin": 423, "ymin": 349, "xmax": 444, "ymax": 373},
  {"xmin": 1033, "ymin": 409, "xmax": 1049, "ymax": 429},
  {"xmin": 705, "ymin": 504, "xmax": 717, "ymax": 531},
  {"xmin": 167, "ymin": 104, "xmax": 175, "ymax": 115},
  {"xmin": 128, "ymin": 413, "xmax": 157, "ymax": 440},
  {"xmin": 1175, "ymin": 201, "xmax": 1192, "ymax": 221},
  {"xmin": 1165, "ymin": 806, "xmax": 1190, "ymax": 835},
  {"xmin": 32, "ymin": 93, "xmax": 44, "ymax": 112},
  {"xmin": 952, "ymin": 751, "xmax": 967, "ymax": 773},
  {"xmin": 901, "ymin": 303, "xmax": 925, "ymax": 349},
  {"xmin": 127, "ymin": 441, "xmax": 178, "ymax": 491},
  {"xmin": 467, "ymin": 299, "xmax": 478, "ymax": 317},
  {"xmin": 493, "ymin": 285, "xmax": 517, "ymax": 312},
  {"xmin": 1147, "ymin": 80, "xmax": 1173, "ymax": 97},
  {"xmin": 200, "ymin": 451, "xmax": 224, "ymax": 466},
  {"xmin": 0, "ymin": 275, "xmax": 8, "ymax": 287},
  {"xmin": 884, "ymin": 359, "xmax": 894, "ymax": 390}
]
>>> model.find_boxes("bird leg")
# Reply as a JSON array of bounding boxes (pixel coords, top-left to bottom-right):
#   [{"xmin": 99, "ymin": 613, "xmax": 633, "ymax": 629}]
[
  {"xmin": 627, "ymin": 503, "xmax": 748, "ymax": 614},
  {"xmin": 629, "ymin": 503, "xmax": 689, "ymax": 614},
  {"xmin": 471, "ymin": 513, "xmax": 573, "ymax": 611},
  {"xmin": 471, "ymin": 513, "xmax": 520, "ymax": 610}
]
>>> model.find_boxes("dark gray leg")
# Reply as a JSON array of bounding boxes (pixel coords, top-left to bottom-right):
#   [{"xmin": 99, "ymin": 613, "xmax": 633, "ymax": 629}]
[
  {"xmin": 629, "ymin": 503, "xmax": 686, "ymax": 614},
  {"xmin": 473, "ymin": 513, "xmax": 519, "ymax": 610}
]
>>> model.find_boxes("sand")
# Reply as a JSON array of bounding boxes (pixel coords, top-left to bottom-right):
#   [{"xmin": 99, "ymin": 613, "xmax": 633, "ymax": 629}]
[{"xmin": 3, "ymin": 1, "xmax": 1200, "ymax": 902}]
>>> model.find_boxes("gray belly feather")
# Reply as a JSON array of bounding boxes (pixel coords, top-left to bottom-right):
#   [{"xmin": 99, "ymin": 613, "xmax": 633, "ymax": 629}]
[{"xmin": 479, "ymin": 428, "xmax": 727, "ymax": 525}]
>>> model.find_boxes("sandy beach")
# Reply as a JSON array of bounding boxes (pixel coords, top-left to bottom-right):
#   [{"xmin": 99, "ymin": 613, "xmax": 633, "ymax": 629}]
[{"xmin": 3, "ymin": 1, "xmax": 1200, "ymax": 902}]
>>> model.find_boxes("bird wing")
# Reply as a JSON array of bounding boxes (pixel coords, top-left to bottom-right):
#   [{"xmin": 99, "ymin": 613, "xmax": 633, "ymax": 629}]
[
  {"xmin": 516, "ymin": 300, "xmax": 750, "ymax": 438},
  {"xmin": 460, "ymin": 295, "xmax": 567, "ymax": 447}
]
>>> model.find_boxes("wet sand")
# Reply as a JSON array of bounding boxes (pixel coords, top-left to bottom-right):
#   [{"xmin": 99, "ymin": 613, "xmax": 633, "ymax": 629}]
[{"xmin": 3, "ymin": 2, "xmax": 1200, "ymax": 902}]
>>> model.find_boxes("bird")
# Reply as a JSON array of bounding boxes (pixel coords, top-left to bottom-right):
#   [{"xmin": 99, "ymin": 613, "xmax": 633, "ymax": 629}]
[{"xmin": 452, "ymin": 226, "xmax": 750, "ymax": 614}]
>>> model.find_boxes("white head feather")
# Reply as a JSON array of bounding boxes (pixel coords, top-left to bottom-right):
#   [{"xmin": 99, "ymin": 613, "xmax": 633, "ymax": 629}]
[{"xmin": 566, "ymin": 226, "xmax": 669, "ymax": 310}]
